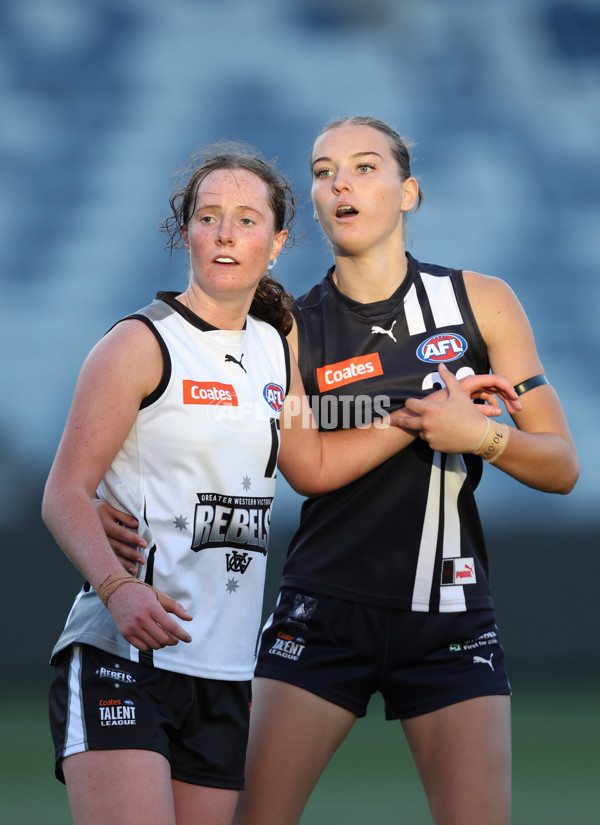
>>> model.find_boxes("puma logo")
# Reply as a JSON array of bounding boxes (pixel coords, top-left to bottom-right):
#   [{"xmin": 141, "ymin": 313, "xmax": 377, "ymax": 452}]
[
  {"xmin": 371, "ymin": 320, "xmax": 397, "ymax": 342},
  {"xmin": 225, "ymin": 353, "xmax": 246, "ymax": 373},
  {"xmin": 473, "ymin": 653, "xmax": 495, "ymax": 671}
]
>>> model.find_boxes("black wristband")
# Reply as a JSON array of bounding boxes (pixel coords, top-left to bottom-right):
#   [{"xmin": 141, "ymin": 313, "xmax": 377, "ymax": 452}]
[{"xmin": 513, "ymin": 374, "xmax": 549, "ymax": 396}]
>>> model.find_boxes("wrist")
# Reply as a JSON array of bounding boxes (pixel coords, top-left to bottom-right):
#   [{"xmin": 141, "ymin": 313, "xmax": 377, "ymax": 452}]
[
  {"xmin": 472, "ymin": 418, "xmax": 491, "ymax": 453},
  {"xmin": 97, "ymin": 570, "xmax": 139, "ymax": 606},
  {"xmin": 474, "ymin": 421, "xmax": 511, "ymax": 464}
]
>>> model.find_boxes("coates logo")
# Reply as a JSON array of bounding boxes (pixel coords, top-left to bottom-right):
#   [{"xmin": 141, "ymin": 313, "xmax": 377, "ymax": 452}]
[
  {"xmin": 183, "ymin": 380, "xmax": 238, "ymax": 406},
  {"xmin": 316, "ymin": 352, "xmax": 383, "ymax": 392},
  {"xmin": 416, "ymin": 333, "xmax": 468, "ymax": 363},
  {"xmin": 263, "ymin": 383, "xmax": 284, "ymax": 411}
]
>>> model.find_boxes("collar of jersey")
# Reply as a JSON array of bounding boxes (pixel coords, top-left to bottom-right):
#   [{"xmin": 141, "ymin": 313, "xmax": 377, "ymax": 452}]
[
  {"xmin": 325, "ymin": 252, "xmax": 418, "ymax": 320},
  {"xmin": 156, "ymin": 291, "xmax": 248, "ymax": 332}
]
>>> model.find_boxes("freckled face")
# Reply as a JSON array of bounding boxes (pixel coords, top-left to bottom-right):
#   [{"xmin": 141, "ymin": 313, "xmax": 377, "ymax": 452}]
[
  {"xmin": 181, "ymin": 168, "xmax": 287, "ymax": 298},
  {"xmin": 311, "ymin": 124, "xmax": 415, "ymax": 256}
]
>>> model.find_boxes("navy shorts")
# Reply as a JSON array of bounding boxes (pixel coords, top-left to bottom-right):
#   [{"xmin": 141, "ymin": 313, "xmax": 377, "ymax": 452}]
[
  {"xmin": 254, "ymin": 588, "xmax": 511, "ymax": 719},
  {"xmin": 49, "ymin": 644, "xmax": 251, "ymax": 788}
]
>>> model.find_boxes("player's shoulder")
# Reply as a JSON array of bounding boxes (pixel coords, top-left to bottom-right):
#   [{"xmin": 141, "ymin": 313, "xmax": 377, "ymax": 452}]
[
  {"xmin": 293, "ymin": 271, "xmax": 330, "ymax": 312},
  {"xmin": 463, "ymin": 270, "xmax": 519, "ymax": 304}
]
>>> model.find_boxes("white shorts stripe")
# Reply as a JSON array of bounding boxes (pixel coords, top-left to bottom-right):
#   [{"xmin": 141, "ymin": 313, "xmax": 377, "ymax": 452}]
[{"xmin": 63, "ymin": 644, "xmax": 88, "ymax": 758}]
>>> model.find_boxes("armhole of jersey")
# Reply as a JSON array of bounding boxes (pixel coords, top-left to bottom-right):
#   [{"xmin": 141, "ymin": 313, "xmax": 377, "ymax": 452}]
[
  {"xmin": 291, "ymin": 307, "xmax": 312, "ymax": 391},
  {"xmin": 116, "ymin": 314, "xmax": 172, "ymax": 409},
  {"xmin": 451, "ymin": 270, "xmax": 490, "ymax": 369},
  {"xmin": 277, "ymin": 327, "xmax": 292, "ymax": 396}
]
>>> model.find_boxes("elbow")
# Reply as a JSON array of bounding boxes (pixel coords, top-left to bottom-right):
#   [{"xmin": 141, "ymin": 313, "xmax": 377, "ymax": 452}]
[
  {"xmin": 41, "ymin": 483, "xmax": 55, "ymax": 530},
  {"xmin": 558, "ymin": 461, "xmax": 580, "ymax": 495},
  {"xmin": 548, "ymin": 454, "xmax": 580, "ymax": 495},
  {"xmin": 41, "ymin": 476, "xmax": 65, "ymax": 533},
  {"xmin": 285, "ymin": 479, "xmax": 323, "ymax": 498},
  {"xmin": 279, "ymin": 459, "xmax": 330, "ymax": 498}
]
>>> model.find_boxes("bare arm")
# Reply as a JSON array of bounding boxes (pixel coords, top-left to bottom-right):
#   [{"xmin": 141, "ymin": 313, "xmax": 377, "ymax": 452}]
[
  {"xmin": 396, "ymin": 273, "xmax": 578, "ymax": 494},
  {"xmin": 468, "ymin": 271, "xmax": 578, "ymax": 492},
  {"xmin": 41, "ymin": 321, "xmax": 192, "ymax": 650},
  {"xmin": 277, "ymin": 343, "xmax": 520, "ymax": 498}
]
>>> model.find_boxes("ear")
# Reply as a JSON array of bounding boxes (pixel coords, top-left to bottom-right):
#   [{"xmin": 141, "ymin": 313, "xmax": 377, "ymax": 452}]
[
  {"xmin": 180, "ymin": 224, "xmax": 190, "ymax": 252},
  {"xmin": 400, "ymin": 177, "xmax": 420, "ymax": 212},
  {"xmin": 270, "ymin": 229, "xmax": 288, "ymax": 261}
]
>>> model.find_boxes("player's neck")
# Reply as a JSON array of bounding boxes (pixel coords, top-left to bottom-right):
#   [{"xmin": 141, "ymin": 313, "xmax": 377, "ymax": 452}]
[
  {"xmin": 332, "ymin": 251, "xmax": 408, "ymax": 305},
  {"xmin": 177, "ymin": 287, "xmax": 250, "ymax": 330}
]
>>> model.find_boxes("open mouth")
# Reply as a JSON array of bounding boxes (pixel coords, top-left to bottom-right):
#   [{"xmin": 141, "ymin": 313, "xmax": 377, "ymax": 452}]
[
  {"xmin": 214, "ymin": 257, "xmax": 237, "ymax": 264},
  {"xmin": 335, "ymin": 204, "xmax": 358, "ymax": 218}
]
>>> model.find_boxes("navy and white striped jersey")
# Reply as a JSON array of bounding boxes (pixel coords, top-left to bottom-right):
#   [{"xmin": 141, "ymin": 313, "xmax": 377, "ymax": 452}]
[{"xmin": 281, "ymin": 253, "xmax": 493, "ymax": 612}]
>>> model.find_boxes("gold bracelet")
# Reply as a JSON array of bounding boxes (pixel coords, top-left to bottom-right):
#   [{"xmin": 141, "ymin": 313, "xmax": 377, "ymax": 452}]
[{"xmin": 474, "ymin": 422, "xmax": 511, "ymax": 464}]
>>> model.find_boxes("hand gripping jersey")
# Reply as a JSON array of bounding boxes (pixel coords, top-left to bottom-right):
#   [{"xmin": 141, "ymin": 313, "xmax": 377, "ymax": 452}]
[
  {"xmin": 52, "ymin": 292, "xmax": 290, "ymax": 679},
  {"xmin": 281, "ymin": 253, "xmax": 492, "ymax": 613}
]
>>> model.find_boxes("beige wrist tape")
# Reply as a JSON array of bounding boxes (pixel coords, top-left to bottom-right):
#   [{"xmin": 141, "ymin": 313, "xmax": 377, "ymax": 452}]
[
  {"xmin": 473, "ymin": 419, "xmax": 491, "ymax": 453},
  {"xmin": 474, "ymin": 421, "xmax": 511, "ymax": 464},
  {"xmin": 97, "ymin": 570, "xmax": 177, "ymax": 612}
]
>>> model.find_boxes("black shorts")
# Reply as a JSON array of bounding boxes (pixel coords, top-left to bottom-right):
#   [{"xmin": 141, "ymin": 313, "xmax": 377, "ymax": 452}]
[
  {"xmin": 254, "ymin": 588, "xmax": 511, "ymax": 719},
  {"xmin": 49, "ymin": 644, "xmax": 251, "ymax": 789}
]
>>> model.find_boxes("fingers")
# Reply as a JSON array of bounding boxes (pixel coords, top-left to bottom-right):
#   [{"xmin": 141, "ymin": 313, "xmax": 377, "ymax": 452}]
[
  {"xmin": 449, "ymin": 364, "xmax": 522, "ymax": 415},
  {"xmin": 109, "ymin": 522, "xmax": 146, "ymax": 549},
  {"xmin": 95, "ymin": 498, "xmax": 147, "ymax": 549},
  {"xmin": 94, "ymin": 499, "xmax": 140, "ymax": 529},
  {"xmin": 404, "ymin": 397, "xmax": 428, "ymax": 414},
  {"xmin": 143, "ymin": 589, "xmax": 193, "ymax": 644},
  {"xmin": 123, "ymin": 614, "xmax": 191, "ymax": 650},
  {"xmin": 391, "ymin": 415, "xmax": 423, "ymax": 432},
  {"xmin": 438, "ymin": 362, "xmax": 462, "ymax": 389},
  {"xmin": 147, "ymin": 599, "xmax": 192, "ymax": 645},
  {"xmin": 152, "ymin": 588, "xmax": 193, "ymax": 622},
  {"xmin": 111, "ymin": 542, "xmax": 145, "ymax": 575},
  {"xmin": 108, "ymin": 585, "xmax": 192, "ymax": 650}
]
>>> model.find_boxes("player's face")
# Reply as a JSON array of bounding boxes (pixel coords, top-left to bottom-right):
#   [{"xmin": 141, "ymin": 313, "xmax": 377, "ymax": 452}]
[
  {"xmin": 311, "ymin": 124, "xmax": 417, "ymax": 258},
  {"xmin": 181, "ymin": 168, "xmax": 287, "ymax": 299}
]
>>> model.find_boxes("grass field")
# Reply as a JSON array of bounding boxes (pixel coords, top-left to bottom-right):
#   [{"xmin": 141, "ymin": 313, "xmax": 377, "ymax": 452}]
[{"xmin": 3, "ymin": 677, "xmax": 597, "ymax": 824}]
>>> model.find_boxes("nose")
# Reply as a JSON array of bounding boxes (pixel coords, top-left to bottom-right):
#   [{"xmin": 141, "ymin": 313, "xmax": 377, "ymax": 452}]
[
  {"xmin": 332, "ymin": 169, "xmax": 352, "ymax": 194},
  {"xmin": 217, "ymin": 217, "xmax": 234, "ymax": 245}
]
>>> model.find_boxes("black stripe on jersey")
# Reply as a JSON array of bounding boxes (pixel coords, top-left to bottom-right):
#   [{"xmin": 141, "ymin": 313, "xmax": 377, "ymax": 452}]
[
  {"xmin": 122, "ymin": 314, "xmax": 172, "ymax": 409},
  {"xmin": 277, "ymin": 329, "xmax": 292, "ymax": 397},
  {"xmin": 139, "ymin": 532, "xmax": 157, "ymax": 668},
  {"xmin": 264, "ymin": 418, "xmax": 280, "ymax": 479},
  {"xmin": 430, "ymin": 452, "xmax": 447, "ymax": 613}
]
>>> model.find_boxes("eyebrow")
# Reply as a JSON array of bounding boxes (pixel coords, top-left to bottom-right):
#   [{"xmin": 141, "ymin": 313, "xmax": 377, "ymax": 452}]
[
  {"xmin": 193, "ymin": 201, "xmax": 264, "ymax": 216},
  {"xmin": 311, "ymin": 151, "xmax": 384, "ymax": 167}
]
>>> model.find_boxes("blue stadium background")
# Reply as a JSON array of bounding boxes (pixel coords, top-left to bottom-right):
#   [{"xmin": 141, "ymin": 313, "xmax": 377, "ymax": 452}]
[{"xmin": 1, "ymin": 0, "xmax": 598, "ymax": 684}]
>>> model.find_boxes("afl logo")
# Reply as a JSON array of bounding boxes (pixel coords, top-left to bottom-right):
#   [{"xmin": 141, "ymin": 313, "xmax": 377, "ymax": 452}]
[
  {"xmin": 417, "ymin": 333, "xmax": 468, "ymax": 363},
  {"xmin": 263, "ymin": 383, "xmax": 284, "ymax": 412}
]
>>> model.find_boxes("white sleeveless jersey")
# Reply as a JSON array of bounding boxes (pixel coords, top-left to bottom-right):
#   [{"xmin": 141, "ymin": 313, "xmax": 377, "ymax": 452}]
[{"xmin": 52, "ymin": 292, "xmax": 290, "ymax": 680}]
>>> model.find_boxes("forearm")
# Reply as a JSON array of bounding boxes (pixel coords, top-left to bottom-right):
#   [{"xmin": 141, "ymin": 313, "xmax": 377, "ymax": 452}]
[
  {"xmin": 42, "ymin": 481, "xmax": 127, "ymax": 590},
  {"xmin": 278, "ymin": 370, "xmax": 518, "ymax": 497},
  {"xmin": 485, "ymin": 426, "xmax": 579, "ymax": 493},
  {"xmin": 279, "ymin": 418, "xmax": 415, "ymax": 497}
]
